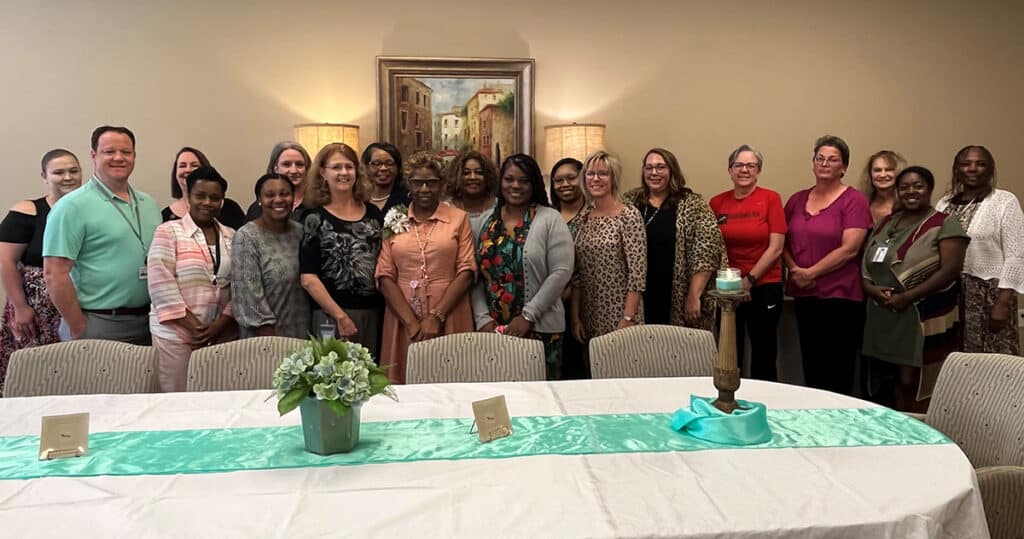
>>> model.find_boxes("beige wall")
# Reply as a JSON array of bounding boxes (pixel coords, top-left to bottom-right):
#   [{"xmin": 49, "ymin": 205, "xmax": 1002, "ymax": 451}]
[{"xmin": 2, "ymin": 0, "xmax": 1023, "ymax": 210}]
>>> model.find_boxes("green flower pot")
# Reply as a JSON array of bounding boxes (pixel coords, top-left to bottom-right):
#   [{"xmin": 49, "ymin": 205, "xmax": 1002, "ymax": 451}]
[{"xmin": 299, "ymin": 397, "xmax": 361, "ymax": 455}]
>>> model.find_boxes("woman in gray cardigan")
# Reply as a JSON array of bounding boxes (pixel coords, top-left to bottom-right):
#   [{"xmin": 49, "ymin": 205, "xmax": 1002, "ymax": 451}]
[{"xmin": 471, "ymin": 154, "xmax": 574, "ymax": 379}]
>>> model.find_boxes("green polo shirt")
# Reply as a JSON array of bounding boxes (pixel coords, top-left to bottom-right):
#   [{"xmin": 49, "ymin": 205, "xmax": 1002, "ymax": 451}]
[{"xmin": 43, "ymin": 176, "xmax": 162, "ymax": 309}]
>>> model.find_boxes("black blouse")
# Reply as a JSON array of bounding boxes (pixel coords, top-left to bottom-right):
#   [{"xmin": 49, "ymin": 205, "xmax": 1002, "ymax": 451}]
[{"xmin": 0, "ymin": 197, "xmax": 50, "ymax": 268}]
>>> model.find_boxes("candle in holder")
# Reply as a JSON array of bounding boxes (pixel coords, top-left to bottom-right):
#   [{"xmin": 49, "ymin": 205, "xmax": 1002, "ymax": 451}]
[{"xmin": 715, "ymin": 268, "xmax": 743, "ymax": 293}]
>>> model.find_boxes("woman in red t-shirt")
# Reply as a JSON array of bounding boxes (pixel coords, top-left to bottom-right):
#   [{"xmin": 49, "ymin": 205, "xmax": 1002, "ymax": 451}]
[{"xmin": 709, "ymin": 145, "xmax": 787, "ymax": 381}]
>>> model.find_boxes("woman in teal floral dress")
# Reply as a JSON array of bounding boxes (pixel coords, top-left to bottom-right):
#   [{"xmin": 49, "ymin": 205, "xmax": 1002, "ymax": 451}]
[{"xmin": 471, "ymin": 154, "xmax": 575, "ymax": 379}]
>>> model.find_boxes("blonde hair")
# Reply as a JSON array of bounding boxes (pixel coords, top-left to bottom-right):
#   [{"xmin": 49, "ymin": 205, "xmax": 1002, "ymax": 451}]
[
  {"xmin": 582, "ymin": 150, "xmax": 622, "ymax": 203},
  {"xmin": 305, "ymin": 143, "xmax": 371, "ymax": 206},
  {"xmin": 860, "ymin": 150, "xmax": 906, "ymax": 201}
]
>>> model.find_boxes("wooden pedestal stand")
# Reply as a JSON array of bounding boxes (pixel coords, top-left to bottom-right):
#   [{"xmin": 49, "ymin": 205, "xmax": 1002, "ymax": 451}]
[{"xmin": 707, "ymin": 289, "xmax": 751, "ymax": 414}]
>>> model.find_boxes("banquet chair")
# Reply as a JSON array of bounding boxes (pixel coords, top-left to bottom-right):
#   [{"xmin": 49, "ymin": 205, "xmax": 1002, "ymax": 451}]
[
  {"xmin": 924, "ymin": 352, "xmax": 1024, "ymax": 539},
  {"xmin": 405, "ymin": 333, "xmax": 546, "ymax": 384},
  {"xmin": 4, "ymin": 339, "xmax": 160, "ymax": 397},
  {"xmin": 186, "ymin": 336, "xmax": 307, "ymax": 391},
  {"xmin": 588, "ymin": 324, "xmax": 716, "ymax": 379}
]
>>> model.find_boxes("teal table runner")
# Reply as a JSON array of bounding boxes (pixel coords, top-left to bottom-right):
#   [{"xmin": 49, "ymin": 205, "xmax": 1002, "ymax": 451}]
[{"xmin": 0, "ymin": 408, "xmax": 949, "ymax": 480}]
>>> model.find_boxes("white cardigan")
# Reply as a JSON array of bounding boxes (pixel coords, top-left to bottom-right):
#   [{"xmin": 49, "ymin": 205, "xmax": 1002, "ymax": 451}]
[{"xmin": 937, "ymin": 188, "xmax": 1024, "ymax": 293}]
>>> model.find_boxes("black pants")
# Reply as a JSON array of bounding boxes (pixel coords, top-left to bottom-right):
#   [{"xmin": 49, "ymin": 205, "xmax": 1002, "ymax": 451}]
[
  {"xmin": 735, "ymin": 283, "xmax": 783, "ymax": 381},
  {"xmin": 793, "ymin": 296, "xmax": 864, "ymax": 396}
]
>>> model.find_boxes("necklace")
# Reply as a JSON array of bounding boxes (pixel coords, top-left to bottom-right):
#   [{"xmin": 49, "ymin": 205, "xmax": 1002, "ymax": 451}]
[
  {"xmin": 370, "ymin": 193, "xmax": 390, "ymax": 202},
  {"xmin": 643, "ymin": 204, "xmax": 660, "ymax": 227},
  {"xmin": 409, "ymin": 218, "xmax": 439, "ymax": 317}
]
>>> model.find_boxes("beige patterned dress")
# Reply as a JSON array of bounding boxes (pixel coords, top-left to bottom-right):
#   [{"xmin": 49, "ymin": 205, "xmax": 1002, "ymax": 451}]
[{"xmin": 572, "ymin": 205, "xmax": 647, "ymax": 339}]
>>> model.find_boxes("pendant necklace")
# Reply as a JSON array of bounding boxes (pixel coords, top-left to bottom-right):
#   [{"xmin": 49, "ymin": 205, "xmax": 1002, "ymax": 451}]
[
  {"xmin": 643, "ymin": 204, "xmax": 660, "ymax": 227},
  {"xmin": 409, "ymin": 217, "xmax": 438, "ymax": 318}
]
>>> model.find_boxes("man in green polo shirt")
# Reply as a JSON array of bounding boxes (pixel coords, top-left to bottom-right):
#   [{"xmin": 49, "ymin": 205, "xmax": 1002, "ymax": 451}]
[{"xmin": 43, "ymin": 125, "xmax": 162, "ymax": 345}]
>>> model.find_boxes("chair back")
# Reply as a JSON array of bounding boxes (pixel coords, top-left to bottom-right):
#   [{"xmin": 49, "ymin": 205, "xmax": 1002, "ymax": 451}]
[
  {"xmin": 187, "ymin": 336, "xmax": 307, "ymax": 391},
  {"xmin": 926, "ymin": 352, "xmax": 1024, "ymax": 468},
  {"xmin": 4, "ymin": 340, "xmax": 160, "ymax": 397},
  {"xmin": 589, "ymin": 324, "xmax": 716, "ymax": 379},
  {"xmin": 405, "ymin": 333, "xmax": 546, "ymax": 384}
]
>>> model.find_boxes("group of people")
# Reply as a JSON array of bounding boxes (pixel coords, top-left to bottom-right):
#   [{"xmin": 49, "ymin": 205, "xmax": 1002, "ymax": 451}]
[{"xmin": 0, "ymin": 127, "xmax": 1020, "ymax": 411}]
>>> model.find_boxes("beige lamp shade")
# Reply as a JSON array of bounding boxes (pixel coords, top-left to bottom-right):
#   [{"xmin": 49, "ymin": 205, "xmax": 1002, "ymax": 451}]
[
  {"xmin": 294, "ymin": 123, "xmax": 360, "ymax": 154},
  {"xmin": 544, "ymin": 123, "xmax": 606, "ymax": 174}
]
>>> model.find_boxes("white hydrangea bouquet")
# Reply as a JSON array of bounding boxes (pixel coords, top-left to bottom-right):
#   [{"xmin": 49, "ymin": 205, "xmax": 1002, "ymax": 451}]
[
  {"xmin": 272, "ymin": 336, "xmax": 397, "ymax": 417},
  {"xmin": 382, "ymin": 204, "xmax": 410, "ymax": 240}
]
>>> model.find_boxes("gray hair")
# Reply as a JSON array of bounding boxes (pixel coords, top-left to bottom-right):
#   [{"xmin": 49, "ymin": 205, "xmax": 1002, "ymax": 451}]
[{"xmin": 727, "ymin": 144, "xmax": 764, "ymax": 171}]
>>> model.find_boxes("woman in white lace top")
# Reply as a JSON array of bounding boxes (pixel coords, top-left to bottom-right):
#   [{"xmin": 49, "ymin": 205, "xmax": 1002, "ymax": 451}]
[{"xmin": 936, "ymin": 145, "xmax": 1024, "ymax": 354}]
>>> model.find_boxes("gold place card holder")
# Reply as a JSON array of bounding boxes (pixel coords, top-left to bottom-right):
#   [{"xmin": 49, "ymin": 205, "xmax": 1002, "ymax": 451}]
[{"xmin": 38, "ymin": 412, "xmax": 89, "ymax": 460}]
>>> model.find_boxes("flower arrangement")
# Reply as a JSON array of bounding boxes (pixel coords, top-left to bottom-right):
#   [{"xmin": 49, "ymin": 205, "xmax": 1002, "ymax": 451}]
[
  {"xmin": 272, "ymin": 336, "xmax": 397, "ymax": 417},
  {"xmin": 382, "ymin": 204, "xmax": 411, "ymax": 240}
]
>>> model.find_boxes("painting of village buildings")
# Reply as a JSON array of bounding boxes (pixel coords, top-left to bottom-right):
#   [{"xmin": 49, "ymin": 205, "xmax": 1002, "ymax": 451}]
[{"xmin": 393, "ymin": 77, "xmax": 516, "ymax": 165}]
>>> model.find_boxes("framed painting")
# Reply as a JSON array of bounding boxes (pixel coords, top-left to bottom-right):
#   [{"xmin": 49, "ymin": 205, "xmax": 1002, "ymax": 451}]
[{"xmin": 377, "ymin": 56, "xmax": 535, "ymax": 166}]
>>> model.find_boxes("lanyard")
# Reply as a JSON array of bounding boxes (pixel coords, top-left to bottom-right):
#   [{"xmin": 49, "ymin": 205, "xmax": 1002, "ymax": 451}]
[
  {"xmin": 193, "ymin": 226, "xmax": 222, "ymax": 284},
  {"xmin": 94, "ymin": 177, "xmax": 146, "ymax": 254}
]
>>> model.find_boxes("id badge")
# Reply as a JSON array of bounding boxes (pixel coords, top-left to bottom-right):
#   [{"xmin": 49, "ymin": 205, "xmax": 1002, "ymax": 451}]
[
  {"xmin": 871, "ymin": 246, "xmax": 889, "ymax": 263},
  {"xmin": 139, "ymin": 266, "xmax": 148, "ymax": 280}
]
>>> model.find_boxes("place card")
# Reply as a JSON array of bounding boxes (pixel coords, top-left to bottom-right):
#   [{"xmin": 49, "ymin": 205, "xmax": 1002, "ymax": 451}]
[
  {"xmin": 470, "ymin": 395, "xmax": 512, "ymax": 443},
  {"xmin": 38, "ymin": 413, "xmax": 89, "ymax": 460}
]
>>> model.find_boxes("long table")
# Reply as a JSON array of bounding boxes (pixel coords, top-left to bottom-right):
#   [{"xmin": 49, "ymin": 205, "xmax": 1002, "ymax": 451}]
[{"xmin": 0, "ymin": 378, "xmax": 989, "ymax": 538}]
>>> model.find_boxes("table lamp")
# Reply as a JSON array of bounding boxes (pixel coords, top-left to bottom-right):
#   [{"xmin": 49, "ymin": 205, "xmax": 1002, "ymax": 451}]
[
  {"xmin": 544, "ymin": 123, "xmax": 605, "ymax": 174},
  {"xmin": 294, "ymin": 123, "xmax": 360, "ymax": 154}
]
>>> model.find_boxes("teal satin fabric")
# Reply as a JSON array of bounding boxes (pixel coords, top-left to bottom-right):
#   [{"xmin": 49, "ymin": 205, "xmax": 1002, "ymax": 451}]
[
  {"xmin": 671, "ymin": 395, "xmax": 773, "ymax": 445},
  {"xmin": 0, "ymin": 408, "xmax": 949, "ymax": 480}
]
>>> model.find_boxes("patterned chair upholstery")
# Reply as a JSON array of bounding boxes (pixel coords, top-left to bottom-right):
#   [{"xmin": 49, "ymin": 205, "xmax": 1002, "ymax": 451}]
[
  {"xmin": 405, "ymin": 333, "xmax": 546, "ymax": 384},
  {"xmin": 589, "ymin": 324, "xmax": 716, "ymax": 379},
  {"xmin": 4, "ymin": 339, "xmax": 160, "ymax": 397},
  {"xmin": 976, "ymin": 466, "xmax": 1024, "ymax": 539},
  {"xmin": 925, "ymin": 352, "xmax": 1024, "ymax": 539},
  {"xmin": 186, "ymin": 336, "xmax": 307, "ymax": 391}
]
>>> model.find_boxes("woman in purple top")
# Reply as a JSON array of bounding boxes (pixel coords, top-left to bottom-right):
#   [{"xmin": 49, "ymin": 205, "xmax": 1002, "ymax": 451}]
[{"xmin": 783, "ymin": 135, "xmax": 872, "ymax": 396}]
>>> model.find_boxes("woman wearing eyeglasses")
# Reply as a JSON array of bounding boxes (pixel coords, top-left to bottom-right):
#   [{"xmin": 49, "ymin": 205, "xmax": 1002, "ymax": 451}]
[
  {"xmin": 376, "ymin": 151, "xmax": 476, "ymax": 383},
  {"xmin": 300, "ymin": 143, "xmax": 384, "ymax": 357},
  {"xmin": 361, "ymin": 142, "xmax": 410, "ymax": 215},
  {"xmin": 783, "ymin": 135, "xmax": 872, "ymax": 396},
  {"xmin": 571, "ymin": 151, "xmax": 647, "ymax": 342},
  {"xmin": 622, "ymin": 148, "xmax": 725, "ymax": 330},
  {"xmin": 709, "ymin": 145, "xmax": 786, "ymax": 381}
]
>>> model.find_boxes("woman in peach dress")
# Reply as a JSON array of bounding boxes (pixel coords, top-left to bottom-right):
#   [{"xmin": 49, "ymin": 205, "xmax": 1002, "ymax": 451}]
[{"xmin": 376, "ymin": 151, "xmax": 476, "ymax": 383}]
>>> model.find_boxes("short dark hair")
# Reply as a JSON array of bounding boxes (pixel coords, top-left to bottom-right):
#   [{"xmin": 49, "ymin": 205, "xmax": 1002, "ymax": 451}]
[
  {"xmin": 91, "ymin": 125, "xmax": 136, "ymax": 151},
  {"xmin": 254, "ymin": 173, "xmax": 294, "ymax": 199},
  {"xmin": 171, "ymin": 147, "xmax": 213, "ymax": 198},
  {"xmin": 813, "ymin": 135, "xmax": 850, "ymax": 167},
  {"xmin": 497, "ymin": 154, "xmax": 550, "ymax": 208},
  {"xmin": 361, "ymin": 141, "xmax": 404, "ymax": 186},
  {"xmin": 895, "ymin": 165, "xmax": 935, "ymax": 192},
  {"xmin": 185, "ymin": 166, "xmax": 228, "ymax": 196},
  {"xmin": 548, "ymin": 157, "xmax": 583, "ymax": 210},
  {"xmin": 40, "ymin": 148, "xmax": 78, "ymax": 173}
]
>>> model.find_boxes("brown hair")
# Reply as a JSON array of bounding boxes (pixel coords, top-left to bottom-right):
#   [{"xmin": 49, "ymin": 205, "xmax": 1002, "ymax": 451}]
[
  {"xmin": 305, "ymin": 143, "xmax": 371, "ymax": 206},
  {"xmin": 859, "ymin": 150, "xmax": 906, "ymax": 201},
  {"xmin": 446, "ymin": 150, "xmax": 498, "ymax": 201}
]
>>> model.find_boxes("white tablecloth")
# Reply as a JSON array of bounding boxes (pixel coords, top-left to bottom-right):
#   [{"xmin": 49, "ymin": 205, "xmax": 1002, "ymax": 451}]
[{"xmin": 0, "ymin": 378, "xmax": 989, "ymax": 538}]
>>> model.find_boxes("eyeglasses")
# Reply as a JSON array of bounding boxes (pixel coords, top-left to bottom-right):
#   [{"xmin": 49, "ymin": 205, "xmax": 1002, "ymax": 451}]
[
  {"xmin": 585, "ymin": 170, "xmax": 611, "ymax": 179},
  {"xmin": 552, "ymin": 174, "xmax": 579, "ymax": 185},
  {"xmin": 643, "ymin": 164, "xmax": 668, "ymax": 173},
  {"xmin": 813, "ymin": 156, "xmax": 843, "ymax": 165},
  {"xmin": 370, "ymin": 160, "xmax": 396, "ymax": 169},
  {"xmin": 409, "ymin": 178, "xmax": 441, "ymax": 189},
  {"xmin": 730, "ymin": 163, "xmax": 759, "ymax": 171}
]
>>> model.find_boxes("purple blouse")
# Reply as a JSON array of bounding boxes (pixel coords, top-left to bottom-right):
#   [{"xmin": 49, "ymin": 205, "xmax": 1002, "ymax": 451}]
[{"xmin": 784, "ymin": 186, "xmax": 872, "ymax": 301}]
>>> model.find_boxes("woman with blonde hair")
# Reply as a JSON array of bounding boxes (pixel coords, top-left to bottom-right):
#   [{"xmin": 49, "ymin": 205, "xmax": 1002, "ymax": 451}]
[
  {"xmin": 571, "ymin": 151, "xmax": 647, "ymax": 342},
  {"xmin": 861, "ymin": 150, "xmax": 906, "ymax": 225},
  {"xmin": 300, "ymin": 143, "xmax": 385, "ymax": 356},
  {"xmin": 376, "ymin": 151, "xmax": 477, "ymax": 383},
  {"xmin": 245, "ymin": 141, "xmax": 311, "ymax": 222},
  {"xmin": 623, "ymin": 147, "xmax": 725, "ymax": 330}
]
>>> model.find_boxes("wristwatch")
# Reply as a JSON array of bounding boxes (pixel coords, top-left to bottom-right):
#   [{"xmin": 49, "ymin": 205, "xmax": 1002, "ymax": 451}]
[
  {"xmin": 622, "ymin": 314, "xmax": 635, "ymax": 322},
  {"xmin": 745, "ymin": 274, "xmax": 757, "ymax": 285},
  {"xmin": 521, "ymin": 310, "xmax": 536, "ymax": 323}
]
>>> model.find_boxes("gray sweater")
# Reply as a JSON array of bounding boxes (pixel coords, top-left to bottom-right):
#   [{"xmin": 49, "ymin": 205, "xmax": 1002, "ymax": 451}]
[{"xmin": 471, "ymin": 205, "xmax": 574, "ymax": 333}]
